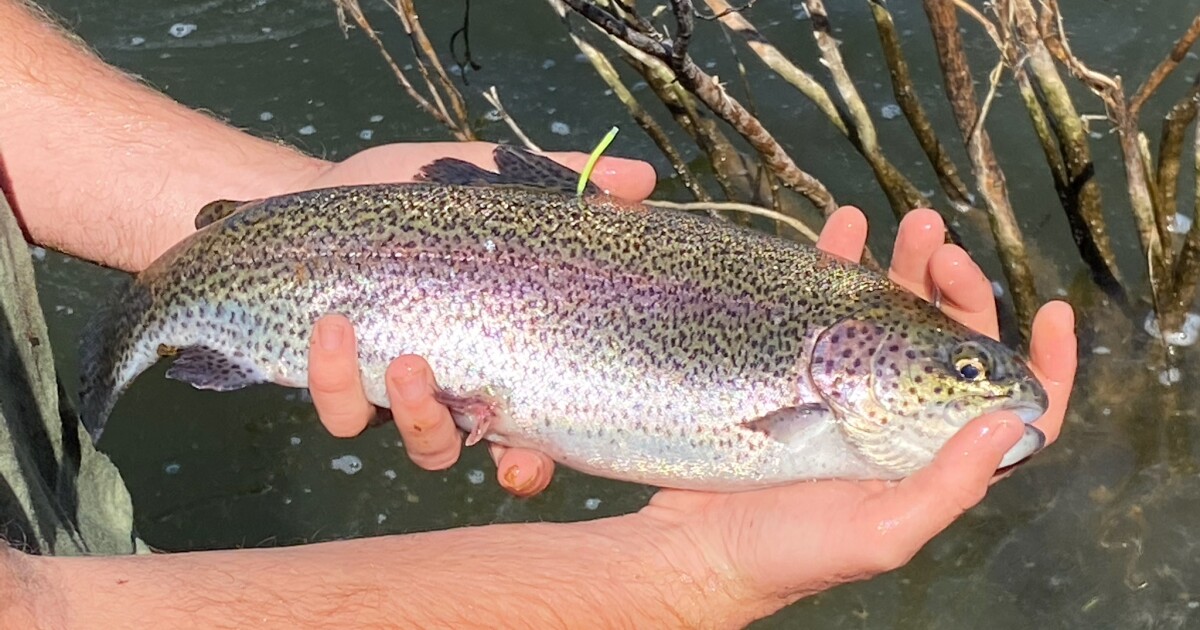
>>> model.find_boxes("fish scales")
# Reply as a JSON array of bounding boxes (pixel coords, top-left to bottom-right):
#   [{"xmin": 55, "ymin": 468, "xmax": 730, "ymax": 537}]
[{"xmin": 80, "ymin": 149, "xmax": 1048, "ymax": 490}]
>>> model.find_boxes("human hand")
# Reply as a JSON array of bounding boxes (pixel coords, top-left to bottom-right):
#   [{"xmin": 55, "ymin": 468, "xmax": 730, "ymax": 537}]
[
  {"xmin": 302, "ymin": 141, "xmax": 656, "ymax": 496},
  {"xmin": 639, "ymin": 206, "xmax": 1077, "ymax": 620}
]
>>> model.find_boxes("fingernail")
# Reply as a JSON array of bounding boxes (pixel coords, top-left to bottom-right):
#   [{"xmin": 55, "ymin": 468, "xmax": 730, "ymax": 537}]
[
  {"xmin": 504, "ymin": 461, "xmax": 542, "ymax": 494},
  {"xmin": 389, "ymin": 363, "xmax": 428, "ymax": 402},
  {"xmin": 317, "ymin": 320, "xmax": 344, "ymax": 351}
]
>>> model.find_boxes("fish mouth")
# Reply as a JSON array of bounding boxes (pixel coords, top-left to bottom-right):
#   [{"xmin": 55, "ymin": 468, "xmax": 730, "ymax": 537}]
[
  {"xmin": 998, "ymin": 425, "xmax": 1046, "ymax": 469},
  {"xmin": 1003, "ymin": 401, "xmax": 1046, "ymax": 424},
  {"xmin": 991, "ymin": 386, "xmax": 1049, "ymax": 468}
]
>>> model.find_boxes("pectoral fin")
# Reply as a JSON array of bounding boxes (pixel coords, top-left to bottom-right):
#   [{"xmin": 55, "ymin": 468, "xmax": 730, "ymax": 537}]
[
  {"xmin": 741, "ymin": 403, "xmax": 834, "ymax": 444},
  {"xmin": 165, "ymin": 346, "xmax": 268, "ymax": 391},
  {"xmin": 416, "ymin": 145, "xmax": 600, "ymax": 195}
]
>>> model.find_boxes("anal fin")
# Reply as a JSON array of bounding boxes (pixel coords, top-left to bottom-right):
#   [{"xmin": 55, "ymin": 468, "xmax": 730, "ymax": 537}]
[
  {"xmin": 165, "ymin": 346, "xmax": 268, "ymax": 392},
  {"xmin": 433, "ymin": 386, "xmax": 512, "ymax": 446},
  {"xmin": 742, "ymin": 403, "xmax": 833, "ymax": 445}
]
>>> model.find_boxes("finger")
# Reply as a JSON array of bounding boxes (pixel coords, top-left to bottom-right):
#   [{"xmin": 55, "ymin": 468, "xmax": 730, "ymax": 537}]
[
  {"xmin": 927, "ymin": 245, "xmax": 1000, "ymax": 339},
  {"xmin": 888, "ymin": 209, "xmax": 945, "ymax": 299},
  {"xmin": 550, "ymin": 152, "xmax": 658, "ymax": 202},
  {"xmin": 385, "ymin": 355, "xmax": 462, "ymax": 471},
  {"xmin": 859, "ymin": 413, "xmax": 1024, "ymax": 570},
  {"xmin": 1028, "ymin": 301, "xmax": 1077, "ymax": 445},
  {"xmin": 816, "ymin": 206, "xmax": 868, "ymax": 262},
  {"xmin": 491, "ymin": 446, "xmax": 557, "ymax": 497},
  {"xmin": 308, "ymin": 315, "xmax": 374, "ymax": 438}
]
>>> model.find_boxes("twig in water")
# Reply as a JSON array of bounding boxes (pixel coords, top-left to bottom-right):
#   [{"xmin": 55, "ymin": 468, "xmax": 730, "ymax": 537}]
[
  {"xmin": 331, "ymin": 0, "xmax": 474, "ymax": 140},
  {"xmin": 645, "ymin": 199, "xmax": 821, "ymax": 243},
  {"xmin": 482, "ymin": 86, "xmax": 541, "ymax": 151}
]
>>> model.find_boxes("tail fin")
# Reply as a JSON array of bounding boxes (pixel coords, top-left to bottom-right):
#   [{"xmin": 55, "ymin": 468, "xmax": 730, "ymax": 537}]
[{"xmin": 78, "ymin": 278, "xmax": 155, "ymax": 442}]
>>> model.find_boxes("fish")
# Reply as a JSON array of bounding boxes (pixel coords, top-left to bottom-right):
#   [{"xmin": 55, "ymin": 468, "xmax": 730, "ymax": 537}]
[{"xmin": 78, "ymin": 145, "xmax": 1048, "ymax": 491}]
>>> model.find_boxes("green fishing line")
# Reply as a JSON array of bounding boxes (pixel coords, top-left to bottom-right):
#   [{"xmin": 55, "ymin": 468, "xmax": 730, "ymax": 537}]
[{"xmin": 577, "ymin": 126, "xmax": 620, "ymax": 197}]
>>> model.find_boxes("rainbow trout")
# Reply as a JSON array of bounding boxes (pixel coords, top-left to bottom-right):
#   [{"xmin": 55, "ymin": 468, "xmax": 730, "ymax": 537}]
[{"xmin": 80, "ymin": 146, "xmax": 1047, "ymax": 491}]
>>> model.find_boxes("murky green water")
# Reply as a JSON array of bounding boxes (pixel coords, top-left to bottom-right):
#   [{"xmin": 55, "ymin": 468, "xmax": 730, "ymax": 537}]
[{"xmin": 28, "ymin": 0, "xmax": 1200, "ymax": 627}]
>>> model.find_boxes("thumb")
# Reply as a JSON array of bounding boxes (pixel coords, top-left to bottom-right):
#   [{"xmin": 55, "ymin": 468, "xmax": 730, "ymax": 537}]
[{"xmin": 871, "ymin": 413, "xmax": 1025, "ymax": 556}]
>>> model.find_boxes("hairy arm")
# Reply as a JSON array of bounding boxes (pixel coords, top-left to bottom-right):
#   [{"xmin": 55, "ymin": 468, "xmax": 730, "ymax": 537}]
[
  {"xmin": 11, "ymin": 516, "xmax": 756, "ymax": 630},
  {"xmin": 0, "ymin": 0, "xmax": 325, "ymax": 271}
]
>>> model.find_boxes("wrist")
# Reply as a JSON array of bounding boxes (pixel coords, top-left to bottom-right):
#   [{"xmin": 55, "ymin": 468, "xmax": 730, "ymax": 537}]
[
  {"xmin": 0, "ymin": 546, "xmax": 63, "ymax": 628},
  {"xmin": 616, "ymin": 507, "xmax": 774, "ymax": 628}
]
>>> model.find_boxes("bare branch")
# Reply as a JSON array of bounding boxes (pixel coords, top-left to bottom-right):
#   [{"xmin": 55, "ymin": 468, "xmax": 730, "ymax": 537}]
[
  {"xmin": 482, "ymin": 87, "xmax": 541, "ymax": 151},
  {"xmin": 561, "ymin": 0, "xmax": 837, "ymax": 214},
  {"xmin": 331, "ymin": 0, "xmax": 474, "ymax": 140},
  {"xmin": 1130, "ymin": 12, "xmax": 1200, "ymax": 119},
  {"xmin": 704, "ymin": 0, "xmax": 845, "ymax": 134},
  {"xmin": 552, "ymin": 2, "xmax": 713, "ymax": 202}
]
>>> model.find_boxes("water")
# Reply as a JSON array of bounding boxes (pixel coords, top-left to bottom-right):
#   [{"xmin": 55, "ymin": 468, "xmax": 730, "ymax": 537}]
[{"xmin": 28, "ymin": 0, "xmax": 1200, "ymax": 626}]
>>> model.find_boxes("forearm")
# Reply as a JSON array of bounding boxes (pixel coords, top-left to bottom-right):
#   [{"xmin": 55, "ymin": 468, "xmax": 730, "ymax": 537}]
[
  {"xmin": 0, "ymin": 1, "xmax": 325, "ymax": 271},
  {"xmin": 29, "ymin": 514, "xmax": 757, "ymax": 629}
]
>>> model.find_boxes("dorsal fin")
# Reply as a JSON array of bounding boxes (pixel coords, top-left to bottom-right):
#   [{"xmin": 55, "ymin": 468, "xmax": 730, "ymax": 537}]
[
  {"xmin": 415, "ymin": 145, "xmax": 600, "ymax": 195},
  {"xmin": 195, "ymin": 199, "xmax": 247, "ymax": 229}
]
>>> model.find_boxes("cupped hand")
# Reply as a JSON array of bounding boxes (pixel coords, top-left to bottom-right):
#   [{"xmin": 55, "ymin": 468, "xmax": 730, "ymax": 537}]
[
  {"xmin": 642, "ymin": 206, "xmax": 1077, "ymax": 618},
  {"xmin": 302, "ymin": 142, "xmax": 656, "ymax": 496}
]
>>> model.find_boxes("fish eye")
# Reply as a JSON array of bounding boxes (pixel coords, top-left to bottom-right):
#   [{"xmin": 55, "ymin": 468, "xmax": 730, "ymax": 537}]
[
  {"xmin": 951, "ymin": 343, "xmax": 991, "ymax": 382},
  {"xmin": 955, "ymin": 357, "xmax": 985, "ymax": 381}
]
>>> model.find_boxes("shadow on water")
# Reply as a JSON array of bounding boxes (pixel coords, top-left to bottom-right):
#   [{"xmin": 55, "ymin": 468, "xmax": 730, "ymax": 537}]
[{"xmin": 26, "ymin": 0, "xmax": 1200, "ymax": 627}]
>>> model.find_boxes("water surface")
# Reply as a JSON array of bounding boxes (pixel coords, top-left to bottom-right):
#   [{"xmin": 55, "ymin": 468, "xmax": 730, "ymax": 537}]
[{"xmin": 31, "ymin": 0, "xmax": 1200, "ymax": 627}]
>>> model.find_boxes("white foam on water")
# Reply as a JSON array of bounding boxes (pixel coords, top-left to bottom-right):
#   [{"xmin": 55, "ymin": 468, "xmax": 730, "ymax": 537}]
[
  {"xmin": 550, "ymin": 121, "xmax": 570, "ymax": 136},
  {"xmin": 466, "ymin": 469, "xmax": 485, "ymax": 485},
  {"xmin": 331, "ymin": 454, "xmax": 363, "ymax": 475},
  {"xmin": 168, "ymin": 23, "xmax": 197, "ymax": 38},
  {"xmin": 298, "ymin": 124, "xmax": 316, "ymax": 136},
  {"xmin": 1158, "ymin": 367, "xmax": 1182, "ymax": 387},
  {"xmin": 584, "ymin": 498, "xmax": 601, "ymax": 510},
  {"xmin": 880, "ymin": 104, "xmax": 902, "ymax": 120},
  {"xmin": 1143, "ymin": 311, "xmax": 1200, "ymax": 347}
]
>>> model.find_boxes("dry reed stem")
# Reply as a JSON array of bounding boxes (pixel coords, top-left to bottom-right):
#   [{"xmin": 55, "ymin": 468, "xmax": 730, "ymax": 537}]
[
  {"xmin": 924, "ymin": 0, "xmax": 1038, "ymax": 336},
  {"xmin": 868, "ymin": 0, "xmax": 974, "ymax": 211},
  {"xmin": 1155, "ymin": 76, "xmax": 1200, "ymax": 225},
  {"xmin": 1039, "ymin": 0, "xmax": 1170, "ymax": 300},
  {"xmin": 1006, "ymin": 0, "xmax": 1123, "ymax": 293},
  {"xmin": 1163, "ymin": 127, "xmax": 1200, "ymax": 332}
]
